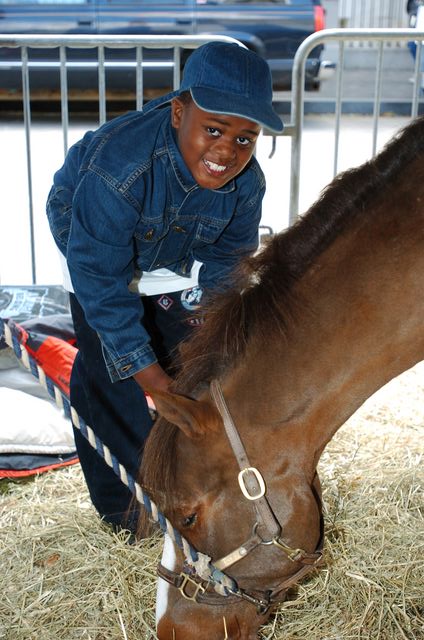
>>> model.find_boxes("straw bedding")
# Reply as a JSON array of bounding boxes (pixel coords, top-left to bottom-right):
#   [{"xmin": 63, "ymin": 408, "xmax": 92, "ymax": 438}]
[{"xmin": 1, "ymin": 363, "xmax": 423, "ymax": 640}]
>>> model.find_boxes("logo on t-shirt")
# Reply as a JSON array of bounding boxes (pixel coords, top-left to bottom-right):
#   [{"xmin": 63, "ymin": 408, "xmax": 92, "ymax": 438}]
[
  {"xmin": 181, "ymin": 286, "xmax": 203, "ymax": 311},
  {"xmin": 157, "ymin": 294, "xmax": 174, "ymax": 311}
]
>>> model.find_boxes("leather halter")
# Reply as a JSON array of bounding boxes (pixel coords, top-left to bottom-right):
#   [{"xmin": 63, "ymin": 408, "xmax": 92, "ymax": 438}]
[{"xmin": 157, "ymin": 379, "xmax": 323, "ymax": 614}]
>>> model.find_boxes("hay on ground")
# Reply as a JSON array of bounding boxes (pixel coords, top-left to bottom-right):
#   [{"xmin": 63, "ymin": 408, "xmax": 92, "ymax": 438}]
[{"xmin": 1, "ymin": 363, "xmax": 423, "ymax": 640}]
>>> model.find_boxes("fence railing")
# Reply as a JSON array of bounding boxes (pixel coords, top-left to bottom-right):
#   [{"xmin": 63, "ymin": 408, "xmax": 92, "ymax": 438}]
[{"xmin": 1, "ymin": 29, "xmax": 424, "ymax": 280}]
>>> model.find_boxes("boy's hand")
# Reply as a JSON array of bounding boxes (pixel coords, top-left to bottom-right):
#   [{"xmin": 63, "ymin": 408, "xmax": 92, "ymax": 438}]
[{"xmin": 133, "ymin": 363, "xmax": 172, "ymax": 392}]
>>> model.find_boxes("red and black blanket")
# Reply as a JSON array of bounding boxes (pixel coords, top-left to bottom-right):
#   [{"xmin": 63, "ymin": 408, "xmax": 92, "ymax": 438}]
[{"xmin": 0, "ymin": 285, "xmax": 78, "ymax": 478}]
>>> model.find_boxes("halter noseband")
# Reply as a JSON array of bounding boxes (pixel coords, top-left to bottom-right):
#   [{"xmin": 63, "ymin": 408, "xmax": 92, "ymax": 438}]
[{"xmin": 157, "ymin": 379, "xmax": 323, "ymax": 614}]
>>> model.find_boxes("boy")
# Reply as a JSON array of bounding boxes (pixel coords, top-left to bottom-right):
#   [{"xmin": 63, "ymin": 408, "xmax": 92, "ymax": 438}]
[{"xmin": 46, "ymin": 41, "xmax": 283, "ymax": 533}]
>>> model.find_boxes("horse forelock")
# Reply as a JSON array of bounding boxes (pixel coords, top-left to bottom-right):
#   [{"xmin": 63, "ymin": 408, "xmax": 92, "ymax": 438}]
[
  {"xmin": 140, "ymin": 115, "xmax": 424, "ymax": 507},
  {"xmin": 139, "ymin": 417, "xmax": 179, "ymax": 514}
]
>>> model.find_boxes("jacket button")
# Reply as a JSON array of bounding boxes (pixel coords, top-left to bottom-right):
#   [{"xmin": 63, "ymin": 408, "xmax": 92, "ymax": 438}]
[
  {"xmin": 144, "ymin": 229, "xmax": 155, "ymax": 240},
  {"xmin": 120, "ymin": 364, "xmax": 132, "ymax": 372},
  {"xmin": 173, "ymin": 225, "xmax": 186, "ymax": 233}
]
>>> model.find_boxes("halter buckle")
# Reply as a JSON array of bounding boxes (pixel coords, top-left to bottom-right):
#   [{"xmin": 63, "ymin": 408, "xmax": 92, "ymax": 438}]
[
  {"xmin": 238, "ymin": 467, "xmax": 266, "ymax": 500},
  {"xmin": 178, "ymin": 573, "xmax": 206, "ymax": 602},
  {"xmin": 272, "ymin": 537, "xmax": 305, "ymax": 562},
  {"xmin": 234, "ymin": 588, "xmax": 271, "ymax": 615}
]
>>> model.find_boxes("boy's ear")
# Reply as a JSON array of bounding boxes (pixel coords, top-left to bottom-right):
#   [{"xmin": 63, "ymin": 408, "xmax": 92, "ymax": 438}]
[{"xmin": 171, "ymin": 97, "xmax": 184, "ymax": 129}]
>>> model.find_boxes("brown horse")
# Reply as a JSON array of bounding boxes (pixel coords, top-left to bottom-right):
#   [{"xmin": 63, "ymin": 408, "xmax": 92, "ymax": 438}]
[{"xmin": 140, "ymin": 116, "xmax": 424, "ymax": 639}]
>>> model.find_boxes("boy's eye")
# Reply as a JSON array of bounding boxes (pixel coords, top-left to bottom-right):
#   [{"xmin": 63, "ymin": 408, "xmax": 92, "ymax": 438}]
[
  {"xmin": 207, "ymin": 127, "xmax": 221, "ymax": 137},
  {"xmin": 237, "ymin": 136, "xmax": 253, "ymax": 147}
]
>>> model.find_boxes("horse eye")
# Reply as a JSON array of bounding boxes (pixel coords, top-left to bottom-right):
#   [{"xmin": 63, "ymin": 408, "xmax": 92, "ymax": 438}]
[{"xmin": 182, "ymin": 513, "xmax": 197, "ymax": 528}]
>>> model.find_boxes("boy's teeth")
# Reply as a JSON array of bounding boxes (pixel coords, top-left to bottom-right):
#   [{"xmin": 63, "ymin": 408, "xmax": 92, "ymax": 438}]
[{"xmin": 205, "ymin": 160, "xmax": 226, "ymax": 172}]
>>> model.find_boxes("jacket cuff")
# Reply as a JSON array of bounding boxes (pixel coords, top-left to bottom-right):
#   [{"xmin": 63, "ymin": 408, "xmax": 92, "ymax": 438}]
[{"xmin": 103, "ymin": 344, "xmax": 158, "ymax": 382}]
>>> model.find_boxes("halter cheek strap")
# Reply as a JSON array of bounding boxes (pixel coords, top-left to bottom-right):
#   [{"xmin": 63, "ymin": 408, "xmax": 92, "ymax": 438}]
[
  {"xmin": 209, "ymin": 380, "xmax": 282, "ymax": 543},
  {"xmin": 209, "ymin": 379, "xmax": 318, "ymax": 571}
]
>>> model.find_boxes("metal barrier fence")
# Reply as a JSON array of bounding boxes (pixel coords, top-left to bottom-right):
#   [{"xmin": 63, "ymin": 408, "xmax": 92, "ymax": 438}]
[
  {"xmin": 1, "ymin": 29, "xmax": 424, "ymax": 281},
  {"xmin": 289, "ymin": 27, "xmax": 424, "ymax": 221}
]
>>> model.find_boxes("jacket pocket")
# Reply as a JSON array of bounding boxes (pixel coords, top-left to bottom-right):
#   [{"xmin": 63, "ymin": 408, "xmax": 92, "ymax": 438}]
[{"xmin": 195, "ymin": 218, "xmax": 227, "ymax": 244}]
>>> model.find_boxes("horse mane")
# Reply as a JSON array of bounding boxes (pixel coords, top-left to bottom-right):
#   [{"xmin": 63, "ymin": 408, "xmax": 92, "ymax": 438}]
[{"xmin": 139, "ymin": 115, "xmax": 424, "ymax": 511}]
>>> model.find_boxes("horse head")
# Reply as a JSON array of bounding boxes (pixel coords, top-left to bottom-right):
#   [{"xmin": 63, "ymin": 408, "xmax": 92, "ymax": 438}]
[{"xmin": 142, "ymin": 377, "xmax": 324, "ymax": 640}]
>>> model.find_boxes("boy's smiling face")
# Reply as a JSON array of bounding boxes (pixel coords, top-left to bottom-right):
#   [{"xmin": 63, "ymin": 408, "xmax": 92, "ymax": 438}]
[{"xmin": 171, "ymin": 96, "xmax": 261, "ymax": 190}]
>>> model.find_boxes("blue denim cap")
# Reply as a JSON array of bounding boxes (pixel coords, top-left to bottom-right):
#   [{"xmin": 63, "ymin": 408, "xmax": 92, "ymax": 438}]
[
  {"xmin": 181, "ymin": 42, "xmax": 283, "ymax": 133},
  {"xmin": 144, "ymin": 41, "xmax": 283, "ymax": 133}
]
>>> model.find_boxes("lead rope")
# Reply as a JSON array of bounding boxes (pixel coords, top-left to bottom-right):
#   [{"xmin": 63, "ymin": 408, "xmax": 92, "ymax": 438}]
[{"xmin": 0, "ymin": 318, "xmax": 238, "ymax": 597}]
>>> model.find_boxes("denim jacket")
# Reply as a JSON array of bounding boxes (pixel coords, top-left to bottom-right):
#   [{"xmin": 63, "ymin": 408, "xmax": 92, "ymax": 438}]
[{"xmin": 46, "ymin": 106, "xmax": 265, "ymax": 382}]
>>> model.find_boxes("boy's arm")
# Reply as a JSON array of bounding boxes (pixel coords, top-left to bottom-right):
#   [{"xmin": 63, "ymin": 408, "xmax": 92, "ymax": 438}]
[
  {"xmin": 67, "ymin": 173, "xmax": 159, "ymax": 383},
  {"xmin": 194, "ymin": 181, "xmax": 265, "ymax": 292},
  {"xmin": 133, "ymin": 363, "xmax": 172, "ymax": 392}
]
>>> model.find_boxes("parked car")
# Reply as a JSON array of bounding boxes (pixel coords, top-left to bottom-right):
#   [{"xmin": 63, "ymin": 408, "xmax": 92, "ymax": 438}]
[{"xmin": 0, "ymin": 0, "xmax": 328, "ymax": 103}]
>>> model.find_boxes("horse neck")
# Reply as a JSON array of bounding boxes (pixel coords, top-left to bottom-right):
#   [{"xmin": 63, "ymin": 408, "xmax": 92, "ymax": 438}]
[{"xmin": 226, "ymin": 187, "xmax": 424, "ymax": 469}]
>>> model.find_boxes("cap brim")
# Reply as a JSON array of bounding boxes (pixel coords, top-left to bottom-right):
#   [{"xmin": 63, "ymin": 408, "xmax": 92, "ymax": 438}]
[{"xmin": 191, "ymin": 87, "xmax": 284, "ymax": 133}]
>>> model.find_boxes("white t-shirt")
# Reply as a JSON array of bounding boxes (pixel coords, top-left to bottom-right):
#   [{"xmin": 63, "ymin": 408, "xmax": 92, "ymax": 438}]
[{"xmin": 59, "ymin": 251, "xmax": 202, "ymax": 296}]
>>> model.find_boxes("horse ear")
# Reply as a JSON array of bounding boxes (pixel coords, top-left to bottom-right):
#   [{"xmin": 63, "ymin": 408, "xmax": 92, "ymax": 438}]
[{"xmin": 145, "ymin": 389, "xmax": 221, "ymax": 439}]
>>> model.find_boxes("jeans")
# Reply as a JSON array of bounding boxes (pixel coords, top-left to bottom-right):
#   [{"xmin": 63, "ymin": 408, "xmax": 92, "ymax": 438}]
[{"xmin": 69, "ymin": 290, "xmax": 195, "ymax": 530}]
